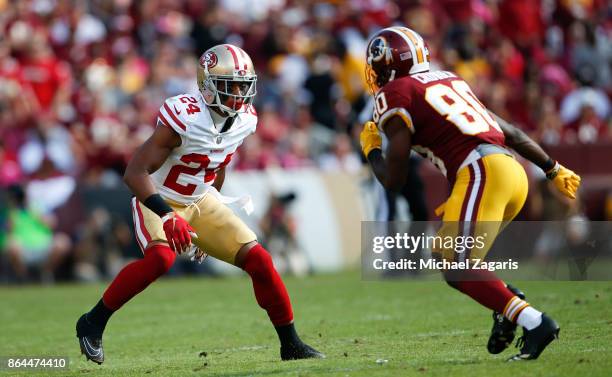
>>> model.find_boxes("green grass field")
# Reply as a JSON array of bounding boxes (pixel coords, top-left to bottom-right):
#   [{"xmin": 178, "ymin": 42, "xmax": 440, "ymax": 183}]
[{"xmin": 1, "ymin": 272, "xmax": 611, "ymax": 377}]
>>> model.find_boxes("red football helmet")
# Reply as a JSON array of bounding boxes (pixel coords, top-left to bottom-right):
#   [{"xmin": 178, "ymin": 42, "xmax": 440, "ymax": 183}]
[{"xmin": 365, "ymin": 26, "xmax": 430, "ymax": 94}]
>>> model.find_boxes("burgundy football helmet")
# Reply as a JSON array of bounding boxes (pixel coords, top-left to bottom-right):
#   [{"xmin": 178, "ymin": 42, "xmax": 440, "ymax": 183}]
[{"xmin": 365, "ymin": 26, "xmax": 430, "ymax": 93}]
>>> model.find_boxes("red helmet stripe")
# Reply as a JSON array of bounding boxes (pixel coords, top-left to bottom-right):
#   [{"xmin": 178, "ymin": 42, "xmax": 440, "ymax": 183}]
[
  {"xmin": 225, "ymin": 44, "xmax": 240, "ymax": 70},
  {"xmin": 238, "ymin": 48, "xmax": 248, "ymax": 70}
]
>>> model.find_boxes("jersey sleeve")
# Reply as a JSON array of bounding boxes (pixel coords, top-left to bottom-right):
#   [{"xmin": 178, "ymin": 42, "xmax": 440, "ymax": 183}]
[
  {"xmin": 374, "ymin": 82, "xmax": 415, "ymax": 134},
  {"xmin": 157, "ymin": 96, "xmax": 189, "ymax": 139}
]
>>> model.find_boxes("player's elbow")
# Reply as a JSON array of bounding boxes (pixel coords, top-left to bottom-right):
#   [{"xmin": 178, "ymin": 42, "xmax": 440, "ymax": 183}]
[
  {"xmin": 122, "ymin": 163, "xmax": 133, "ymax": 183},
  {"xmin": 383, "ymin": 177, "xmax": 405, "ymax": 193},
  {"xmin": 122, "ymin": 170, "xmax": 134, "ymax": 190},
  {"xmin": 502, "ymin": 128, "xmax": 520, "ymax": 147},
  {"xmin": 122, "ymin": 163, "xmax": 140, "ymax": 187},
  {"xmin": 498, "ymin": 119, "xmax": 523, "ymax": 148},
  {"xmin": 384, "ymin": 183, "xmax": 403, "ymax": 193}
]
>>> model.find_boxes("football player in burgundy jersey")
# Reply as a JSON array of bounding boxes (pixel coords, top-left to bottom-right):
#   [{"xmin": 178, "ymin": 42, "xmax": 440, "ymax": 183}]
[
  {"xmin": 76, "ymin": 44, "xmax": 324, "ymax": 364},
  {"xmin": 360, "ymin": 26, "xmax": 581, "ymax": 361}
]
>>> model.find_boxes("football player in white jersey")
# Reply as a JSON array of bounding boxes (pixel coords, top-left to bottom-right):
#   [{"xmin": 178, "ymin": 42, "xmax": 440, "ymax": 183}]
[{"xmin": 76, "ymin": 44, "xmax": 324, "ymax": 364}]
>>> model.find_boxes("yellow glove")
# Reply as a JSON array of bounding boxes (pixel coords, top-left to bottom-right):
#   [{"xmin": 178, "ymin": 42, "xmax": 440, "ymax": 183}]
[
  {"xmin": 547, "ymin": 162, "xmax": 581, "ymax": 199},
  {"xmin": 360, "ymin": 121, "xmax": 382, "ymax": 158},
  {"xmin": 434, "ymin": 201, "xmax": 447, "ymax": 217}
]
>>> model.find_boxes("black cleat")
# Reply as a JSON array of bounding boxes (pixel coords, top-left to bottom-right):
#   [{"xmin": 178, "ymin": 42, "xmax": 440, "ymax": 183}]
[
  {"xmin": 487, "ymin": 284, "xmax": 525, "ymax": 354},
  {"xmin": 280, "ymin": 341, "xmax": 325, "ymax": 360},
  {"xmin": 508, "ymin": 314, "xmax": 560, "ymax": 361},
  {"xmin": 76, "ymin": 314, "xmax": 105, "ymax": 365}
]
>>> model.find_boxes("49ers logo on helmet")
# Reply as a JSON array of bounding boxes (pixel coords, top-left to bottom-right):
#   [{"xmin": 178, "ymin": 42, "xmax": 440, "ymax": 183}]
[{"xmin": 200, "ymin": 51, "xmax": 218, "ymax": 69}]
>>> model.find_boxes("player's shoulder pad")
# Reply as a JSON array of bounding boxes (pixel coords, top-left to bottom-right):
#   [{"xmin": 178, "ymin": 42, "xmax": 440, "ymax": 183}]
[
  {"xmin": 375, "ymin": 78, "xmax": 415, "ymax": 133},
  {"xmin": 158, "ymin": 94, "xmax": 202, "ymax": 135}
]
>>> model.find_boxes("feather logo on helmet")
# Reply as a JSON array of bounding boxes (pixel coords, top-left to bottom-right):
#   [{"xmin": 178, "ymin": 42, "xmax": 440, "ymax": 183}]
[{"xmin": 200, "ymin": 51, "xmax": 218, "ymax": 69}]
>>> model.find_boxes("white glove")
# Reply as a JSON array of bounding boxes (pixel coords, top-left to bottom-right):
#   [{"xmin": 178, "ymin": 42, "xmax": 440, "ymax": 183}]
[{"xmin": 187, "ymin": 245, "xmax": 208, "ymax": 264}]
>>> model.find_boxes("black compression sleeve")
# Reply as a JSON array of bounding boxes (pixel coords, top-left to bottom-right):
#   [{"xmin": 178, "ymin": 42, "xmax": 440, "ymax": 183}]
[{"xmin": 143, "ymin": 194, "xmax": 173, "ymax": 217}]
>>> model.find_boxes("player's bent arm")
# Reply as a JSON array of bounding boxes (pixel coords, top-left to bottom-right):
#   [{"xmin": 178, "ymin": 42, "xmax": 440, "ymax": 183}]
[
  {"xmin": 493, "ymin": 112, "xmax": 581, "ymax": 199},
  {"xmin": 212, "ymin": 166, "xmax": 226, "ymax": 192},
  {"xmin": 124, "ymin": 124, "xmax": 196, "ymax": 253},
  {"xmin": 493, "ymin": 113, "xmax": 553, "ymax": 171},
  {"xmin": 123, "ymin": 123, "xmax": 181, "ymax": 210},
  {"xmin": 367, "ymin": 116, "xmax": 413, "ymax": 192}
]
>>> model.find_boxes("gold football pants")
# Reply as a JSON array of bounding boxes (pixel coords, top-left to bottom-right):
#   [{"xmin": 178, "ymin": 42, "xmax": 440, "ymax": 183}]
[
  {"xmin": 131, "ymin": 192, "xmax": 257, "ymax": 264},
  {"xmin": 436, "ymin": 154, "xmax": 528, "ymax": 261}
]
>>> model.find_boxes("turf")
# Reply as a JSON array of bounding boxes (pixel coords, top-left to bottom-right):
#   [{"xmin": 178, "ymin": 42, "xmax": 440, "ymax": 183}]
[{"xmin": 0, "ymin": 272, "xmax": 610, "ymax": 377}]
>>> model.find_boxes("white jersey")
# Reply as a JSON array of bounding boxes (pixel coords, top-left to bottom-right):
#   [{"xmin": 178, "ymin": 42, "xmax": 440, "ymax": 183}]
[{"xmin": 151, "ymin": 93, "xmax": 257, "ymax": 204}]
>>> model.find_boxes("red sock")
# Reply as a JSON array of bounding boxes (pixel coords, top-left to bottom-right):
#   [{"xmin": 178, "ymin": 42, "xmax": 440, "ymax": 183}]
[
  {"xmin": 443, "ymin": 269, "xmax": 514, "ymax": 313},
  {"xmin": 102, "ymin": 244, "xmax": 176, "ymax": 310},
  {"xmin": 242, "ymin": 244, "xmax": 293, "ymax": 326}
]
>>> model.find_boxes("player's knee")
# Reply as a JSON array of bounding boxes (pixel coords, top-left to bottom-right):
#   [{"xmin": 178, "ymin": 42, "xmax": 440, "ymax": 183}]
[
  {"xmin": 154, "ymin": 250, "xmax": 176, "ymax": 275},
  {"xmin": 146, "ymin": 245, "xmax": 176, "ymax": 276},
  {"xmin": 243, "ymin": 244, "xmax": 274, "ymax": 279},
  {"xmin": 442, "ymin": 269, "xmax": 462, "ymax": 290}
]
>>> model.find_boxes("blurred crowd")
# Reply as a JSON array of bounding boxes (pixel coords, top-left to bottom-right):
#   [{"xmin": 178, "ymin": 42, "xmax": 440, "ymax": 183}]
[
  {"xmin": 1, "ymin": 0, "xmax": 610, "ymax": 184},
  {"xmin": 0, "ymin": 0, "xmax": 610, "ymax": 283}
]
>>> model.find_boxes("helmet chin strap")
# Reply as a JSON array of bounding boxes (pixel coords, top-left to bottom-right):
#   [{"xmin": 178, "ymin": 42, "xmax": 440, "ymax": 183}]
[
  {"xmin": 220, "ymin": 115, "xmax": 236, "ymax": 133},
  {"xmin": 209, "ymin": 106, "xmax": 231, "ymax": 128},
  {"xmin": 208, "ymin": 103, "xmax": 238, "ymax": 134}
]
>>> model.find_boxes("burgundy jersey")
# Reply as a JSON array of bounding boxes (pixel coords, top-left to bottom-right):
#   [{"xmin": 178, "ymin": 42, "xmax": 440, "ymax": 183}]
[{"xmin": 372, "ymin": 70, "xmax": 506, "ymax": 179}]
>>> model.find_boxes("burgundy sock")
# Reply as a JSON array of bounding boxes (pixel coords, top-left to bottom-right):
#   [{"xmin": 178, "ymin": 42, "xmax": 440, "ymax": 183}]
[
  {"xmin": 102, "ymin": 244, "xmax": 176, "ymax": 310},
  {"xmin": 444, "ymin": 269, "xmax": 515, "ymax": 312},
  {"xmin": 242, "ymin": 244, "xmax": 294, "ymax": 326}
]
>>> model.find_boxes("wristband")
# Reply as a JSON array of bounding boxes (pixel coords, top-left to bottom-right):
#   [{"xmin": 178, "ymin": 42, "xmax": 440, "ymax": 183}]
[
  {"xmin": 545, "ymin": 161, "xmax": 560, "ymax": 180},
  {"xmin": 143, "ymin": 194, "xmax": 173, "ymax": 217},
  {"xmin": 541, "ymin": 158, "xmax": 556, "ymax": 173},
  {"xmin": 367, "ymin": 148, "xmax": 382, "ymax": 162},
  {"xmin": 160, "ymin": 212, "xmax": 174, "ymax": 223}
]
